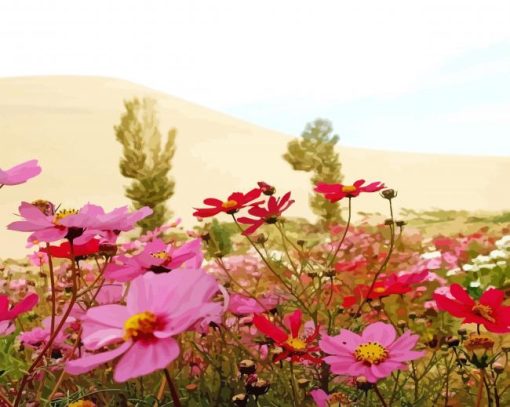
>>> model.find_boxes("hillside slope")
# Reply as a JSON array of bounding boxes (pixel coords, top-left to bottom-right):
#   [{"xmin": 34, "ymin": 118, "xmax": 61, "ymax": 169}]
[{"xmin": 1, "ymin": 76, "xmax": 509, "ymax": 258}]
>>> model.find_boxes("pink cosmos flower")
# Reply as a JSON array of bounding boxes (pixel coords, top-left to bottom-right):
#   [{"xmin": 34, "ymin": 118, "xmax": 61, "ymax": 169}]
[
  {"xmin": 228, "ymin": 293, "xmax": 279, "ymax": 315},
  {"xmin": 0, "ymin": 293, "xmax": 39, "ymax": 336},
  {"xmin": 62, "ymin": 204, "xmax": 152, "ymax": 245},
  {"xmin": 66, "ymin": 269, "xmax": 222, "ymax": 382},
  {"xmin": 7, "ymin": 201, "xmax": 78, "ymax": 243},
  {"xmin": 320, "ymin": 322, "xmax": 424, "ymax": 383},
  {"xmin": 0, "ymin": 159, "xmax": 41, "ymax": 186},
  {"xmin": 104, "ymin": 238, "xmax": 202, "ymax": 282},
  {"xmin": 315, "ymin": 179, "xmax": 385, "ymax": 202}
]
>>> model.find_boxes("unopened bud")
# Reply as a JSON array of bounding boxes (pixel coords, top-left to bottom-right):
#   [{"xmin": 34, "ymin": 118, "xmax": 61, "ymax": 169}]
[
  {"xmin": 239, "ymin": 359, "xmax": 256, "ymax": 375},
  {"xmin": 397, "ymin": 320, "xmax": 407, "ymax": 329},
  {"xmin": 384, "ymin": 219, "xmax": 394, "ymax": 226},
  {"xmin": 297, "ymin": 378, "xmax": 310, "ymax": 388},
  {"xmin": 185, "ymin": 383, "xmax": 198, "ymax": 392},
  {"xmin": 395, "ymin": 220, "xmax": 406, "ymax": 227},
  {"xmin": 380, "ymin": 189, "xmax": 397, "ymax": 200},
  {"xmin": 408, "ymin": 312, "xmax": 417, "ymax": 320},
  {"xmin": 355, "ymin": 376, "xmax": 373, "ymax": 391},
  {"xmin": 493, "ymin": 363, "xmax": 505, "ymax": 375},
  {"xmin": 232, "ymin": 393, "xmax": 248, "ymax": 406},
  {"xmin": 447, "ymin": 336, "xmax": 460, "ymax": 348}
]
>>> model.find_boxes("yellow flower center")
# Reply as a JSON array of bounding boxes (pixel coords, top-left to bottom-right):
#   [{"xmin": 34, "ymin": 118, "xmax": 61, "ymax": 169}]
[
  {"xmin": 354, "ymin": 342, "xmax": 389, "ymax": 365},
  {"xmin": 286, "ymin": 337, "xmax": 307, "ymax": 351},
  {"xmin": 68, "ymin": 401, "xmax": 96, "ymax": 407},
  {"xmin": 54, "ymin": 208, "xmax": 78, "ymax": 224},
  {"xmin": 151, "ymin": 250, "xmax": 169, "ymax": 260},
  {"xmin": 221, "ymin": 199, "xmax": 238, "ymax": 209},
  {"xmin": 123, "ymin": 311, "xmax": 158, "ymax": 340},
  {"xmin": 342, "ymin": 185, "xmax": 357, "ymax": 193},
  {"xmin": 373, "ymin": 287, "xmax": 386, "ymax": 293},
  {"xmin": 472, "ymin": 303, "xmax": 496, "ymax": 323}
]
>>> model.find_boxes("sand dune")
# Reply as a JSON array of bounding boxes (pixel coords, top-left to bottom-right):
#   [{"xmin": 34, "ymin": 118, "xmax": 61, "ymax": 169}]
[{"xmin": 1, "ymin": 76, "xmax": 509, "ymax": 259}]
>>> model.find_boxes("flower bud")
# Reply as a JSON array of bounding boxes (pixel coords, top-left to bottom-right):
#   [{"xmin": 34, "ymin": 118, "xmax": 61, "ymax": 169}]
[
  {"xmin": 502, "ymin": 345, "xmax": 510, "ymax": 353},
  {"xmin": 232, "ymin": 393, "xmax": 248, "ymax": 406},
  {"xmin": 493, "ymin": 363, "xmax": 505, "ymax": 375},
  {"xmin": 384, "ymin": 219, "xmax": 394, "ymax": 226},
  {"xmin": 395, "ymin": 220, "xmax": 406, "ymax": 227},
  {"xmin": 371, "ymin": 300, "xmax": 382, "ymax": 311},
  {"xmin": 408, "ymin": 312, "xmax": 417, "ymax": 320},
  {"xmin": 447, "ymin": 336, "xmax": 460, "ymax": 348},
  {"xmin": 297, "ymin": 378, "xmax": 310, "ymax": 388},
  {"xmin": 185, "ymin": 383, "xmax": 198, "ymax": 392},
  {"xmin": 457, "ymin": 328, "xmax": 467, "ymax": 336},
  {"xmin": 355, "ymin": 376, "xmax": 373, "ymax": 391},
  {"xmin": 255, "ymin": 234, "xmax": 268, "ymax": 244},
  {"xmin": 258, "ymin": 181, "xmax": 276, "ymax": 196},
  {"xmin": 245, "ymin": 377, "xmax": 270, "ymax": 396},
  {"xmin": 397, "ymin": 320, "xmax": 407, "ymax": 329},
  {"xmin": 380, "ymin": 189, "xmax": 397, "ymax": 200},
  {"xmin": 239, "ymin": 359, "xmax": 256, "ymax": 375}
]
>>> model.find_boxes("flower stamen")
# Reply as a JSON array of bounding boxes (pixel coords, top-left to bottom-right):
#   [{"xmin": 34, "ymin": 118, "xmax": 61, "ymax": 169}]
[{"xmin": 354, "ymin": 342, "xmax": 389, "ymax": 365}]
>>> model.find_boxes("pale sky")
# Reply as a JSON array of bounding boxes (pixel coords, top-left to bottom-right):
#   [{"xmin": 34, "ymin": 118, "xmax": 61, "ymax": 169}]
[{"xmin": 1, "ymin": 0, "xmax": 509, "ymax": 155}]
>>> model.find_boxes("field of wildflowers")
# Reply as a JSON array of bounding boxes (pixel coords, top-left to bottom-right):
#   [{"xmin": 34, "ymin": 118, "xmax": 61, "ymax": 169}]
[{"xmin": 1, "ymin": 159, "xmax": 510, "ymax": 406}]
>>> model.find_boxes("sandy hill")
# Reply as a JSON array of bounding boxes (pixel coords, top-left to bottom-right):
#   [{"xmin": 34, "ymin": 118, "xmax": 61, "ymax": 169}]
[{"xmin": 1, "ymin": 76, "xmax": 509, "ymax": 259}]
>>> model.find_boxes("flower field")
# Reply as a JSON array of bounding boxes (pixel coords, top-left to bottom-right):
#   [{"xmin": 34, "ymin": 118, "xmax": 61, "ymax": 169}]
[{"xmin": 1, "ymin": 160, "xmax": 510, "ymax": 406}]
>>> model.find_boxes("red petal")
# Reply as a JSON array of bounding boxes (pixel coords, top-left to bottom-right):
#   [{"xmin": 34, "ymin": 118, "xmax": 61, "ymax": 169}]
[
  {"xmin": 480, "ymin": 288, "xmax": 505, "ymax": 309},
  {"xmin": 252, "ymin": 314, "xmax": 288, "ymax": 343},
  {"xmin": 433, "ymin": 293, "xmax": 469, "ymax": 318},
  {"xmin": 449, "ymin": 284, "xmax": 474, "ymax": 306},
  {"xmin": 287, "ymin": 309, "xmax": 302, "ymax": 339}
]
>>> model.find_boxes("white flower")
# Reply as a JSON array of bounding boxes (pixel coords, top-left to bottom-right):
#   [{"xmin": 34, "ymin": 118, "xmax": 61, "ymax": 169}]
[
  {"xmin": 496, "ymin": 235, "xmax": 510, "ymax": 249},
  {"xmin": 473, "ymin": 255, "xmax": 491, "ymax": 264},
  {"xmin": 421, "ymin": 251, "xmax": 441, "ymax": 260},
  {"xmin": 446, "ymin": 268, "xmax": 461, "ymax": 277},
  {"xmin": 463, "ymin": 264, "xmax": 479, "ymax": 272},
  {"xmin": 490, "ymin": 249, "xmax": 508, "ymax": 259}
]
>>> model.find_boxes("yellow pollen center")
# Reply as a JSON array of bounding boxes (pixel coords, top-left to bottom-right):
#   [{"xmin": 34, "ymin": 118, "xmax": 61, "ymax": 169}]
[
  {"xmin": 472, "ymin": 303, "xmax": 496, "ymax": 323},
  {"xmin": 464, "ymin": 334, "xmax": 495, "ymax": 351},
  {"xmin": 151, "ymin": 251, "xmax": 169, "ymax": 260},
  {"xmin": 221, "ymin": 199, "xmax": 238, "ymax": 209},
  {"xmin": 373, "ymin": 287, "xmax": 386, "ymax": 293},
  {"xmin": 54, "ymin": 209, "xmax": 78, "ymax": 224},
  {"xmin": 342, "ymin": 185, "xmax": 357, "ymax": 193},
  {"xmin": 124, "ymin": 311, "xmax": 158, "ymax": 340},
  {"xmin": 286, "ymin": 337, "xmax": 307, "ymax": 351},
  {"xmin": 68, "ymin": 401, "xmax": 96, "ymax": 407},
  {"xmin": 354, "ymin": 342, "xmax": 389, "ymax": 365}
]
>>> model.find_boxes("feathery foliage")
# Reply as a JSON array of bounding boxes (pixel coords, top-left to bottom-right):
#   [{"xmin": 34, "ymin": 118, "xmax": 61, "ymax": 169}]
[
  {"xmin": 115, "ymin": 97, "xmax": 176, "ymax": 232},
  {"xmin": 283, "ymin": 118, "xmax": 343, "ymax": 225}
]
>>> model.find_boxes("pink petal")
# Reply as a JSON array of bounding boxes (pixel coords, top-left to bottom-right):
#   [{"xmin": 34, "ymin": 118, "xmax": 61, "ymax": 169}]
[
  {"xmin": 361, "ymin": 322, "xmax": 396, "ymax": 346},
  {"xmin": 113, "ymin": 337, "xmax": 180, "ymax": 382},
  {"xmin": 66, "ymin": 341, "xmax": 131, "ymax": 375},
  {"xmin": 86, "ymin": 305, "xmax": 129, "ymax": 329}
]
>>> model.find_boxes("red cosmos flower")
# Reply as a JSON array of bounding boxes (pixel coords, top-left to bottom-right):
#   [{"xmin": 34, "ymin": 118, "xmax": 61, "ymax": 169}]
[
  {"xmin": 42, "ymin": 239, "xmax": 100, "ymax": 259},
  {"xmin": 315, "ymin": 179, "xmax": 385, "ymax": 202},
  {"xmin": 252, "ymin": 309, "xmax": 321, "ymax": 364},
  {"xmin": 237, "ymin": 192, "xmax": 294, "ymax": 235},
  {"xmin": 193, "ymin": 188, "xmax": 263, "ymax": 218},
  {"xmin": 342, "ymin": 270, "xmax": 429, "ymax": 307},
  {"xmin": 434, "ymin": 284, "xmax": 510, "ymax": 333},
  {"xmin": 334, "ymin": 256, "xmax": 368, "ymax": 273}
]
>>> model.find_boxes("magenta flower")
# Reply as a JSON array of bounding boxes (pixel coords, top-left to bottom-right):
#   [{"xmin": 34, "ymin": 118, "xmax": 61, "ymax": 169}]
[
  {"xmin": 104, "ymin": 238, "xmax": 203, "ymax": 282},
  {"xmin": 0, "ymin": 293, "xmax": 39, "ymax": 336},
  {"xmin": 320, "ymin": 322, "xmax": 424, "ymax": 383},
  {"xmin": 228, "ymin": 293, "xmax": 279, "ymax": 315},
  {"xmin": 0, "ymin": 159, "xmax": 41, "ymax": 186},
  {"xmin": 66, "ymin": 269, "xmax": 222, "ymax": 382},
  {"xmin": 7, "ymin": 201, "xmax": 74, "ymax": 243},
  {"xmin": 63, "ymin": 204, "xmax": 152, "ymax": 245},
  {"xmin": 315, "ymin": 179, "xmax": 385, "ymax": 202}
]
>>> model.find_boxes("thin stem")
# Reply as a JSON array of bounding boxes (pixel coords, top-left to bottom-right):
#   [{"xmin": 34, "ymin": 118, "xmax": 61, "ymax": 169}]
[
  {"xmin": 45, "ymin": 244, "xmax": 56, "ymax": 336},
  {"xmin": 13, "ymin": 240, "xmax": 80, "ymax": 407},
  {"xmin": 373, "ymin": 384, "xmax": 389, "ymax": 407},
  {"xmin": 326, "ymin": 197, "xmax": 352, "ymax": 269},
  {"xmin": 164, "ymin": 369, "xmax": 182, "ymax": 407},
  {"xmin": 476, "ymin": 369, "xmax": 485, "ymax": 407}
]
